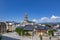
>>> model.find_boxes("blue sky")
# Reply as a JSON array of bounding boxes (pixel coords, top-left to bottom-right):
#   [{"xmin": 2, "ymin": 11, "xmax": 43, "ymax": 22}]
[{"xmin": 0, "ymin": 0, "xmax": 60, "ymax": 22}]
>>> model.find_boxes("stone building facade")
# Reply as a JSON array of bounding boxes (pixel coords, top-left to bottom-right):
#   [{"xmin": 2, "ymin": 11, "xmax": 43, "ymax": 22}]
[
  {"xmin": 0, "ymin": 22, "xmax": 6, "ymax": 33},
  {"xmin": 5, "ymin": 21, "xmax": 16, "ymax": 32}
]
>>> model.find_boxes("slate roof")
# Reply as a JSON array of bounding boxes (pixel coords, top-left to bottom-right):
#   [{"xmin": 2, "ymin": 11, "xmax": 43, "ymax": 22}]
[
  {"xmin": 35, "ymin": 26, "xmax": 48, "ymax": 30},
  {"xmin": 24, "ymin": 25, "xmax": 34, "ymax": 31},
  {"xmin": 17, "ymin": 25, "xmax": 49, "ymax": 31}
]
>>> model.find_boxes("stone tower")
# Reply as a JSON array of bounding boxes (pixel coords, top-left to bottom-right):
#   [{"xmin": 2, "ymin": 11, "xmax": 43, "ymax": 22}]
[
  {"xmin": 24, "ymin": 13, "xmax": 28, "ymax": 22},
  {"xmin": 23, "ymin": 13, "xmax": 35, "ymax": 26},
  {"xmin": 23, "ymin": 13, "xmax": 28, "ymax": 25}
]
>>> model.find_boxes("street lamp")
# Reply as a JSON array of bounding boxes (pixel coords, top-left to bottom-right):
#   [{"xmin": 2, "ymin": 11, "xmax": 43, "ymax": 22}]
[
  {"xmin": 39, "ymin": 32, "xmax": 43, "ymax": 40},
  {"xmin": 49, "ymin": 36, "xmax": 51, "ymax": 40},
  {"xmin": 57, "ymin": 32, "xmax": 60, "ymax": 40},
  {"xmin": 0, "ymin": 34, "xmax": 2, "ymax": 40},
  {"xmin": 21, "ymin": 31, "xmax": 22, "ymax": 40}
]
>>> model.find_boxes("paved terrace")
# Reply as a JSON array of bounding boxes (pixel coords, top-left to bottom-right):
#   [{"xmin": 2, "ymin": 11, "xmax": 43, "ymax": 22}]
[{"xmin": 1, "ymin": 32, "xmax": 58, "ymax": 40}]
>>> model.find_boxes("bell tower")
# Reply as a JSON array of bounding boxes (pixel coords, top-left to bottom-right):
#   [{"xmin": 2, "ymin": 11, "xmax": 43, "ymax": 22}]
[{"xmin": 24, "ymin": 13, "xmax": 28, "ymax": 22}]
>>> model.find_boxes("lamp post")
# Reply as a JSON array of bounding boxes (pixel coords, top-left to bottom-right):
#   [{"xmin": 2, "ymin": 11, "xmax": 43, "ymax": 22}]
[
  {"xmin": 0, "ymin": 34, "xmax": 2, "ymax": 40},
  {"xmin": 32, "ymin": 30, "xmax": 34, "ymax": 40},
  {"xmin": 32, "ymin": 29, "xmax": 36, "ymax": 40},
  {"xmin": 21, "ymin": 31, "xmax": 22, "ymax": 40},
  {"xmin": 49, "ymin": 36, "xmax": 51, "ymax": 40},
  {"xmin": 58, "ymin": 32, "xmax": 59, "ymax": 40},
  {"xmin": 39, "ymin": 32, "xmax": 43, "ymax": 40}
]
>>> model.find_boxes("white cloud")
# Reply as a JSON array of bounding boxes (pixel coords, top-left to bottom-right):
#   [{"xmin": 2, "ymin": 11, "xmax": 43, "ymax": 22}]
[
  {"xmin": 51, "ymin": 15, "xmax": 60, "ymax": 19},
  {"xmin": 39, "ymin": 17, "xmax": 49, "ymax": 23},
  {"xmin": 50, "ymin": 15, "xmax": 60, "ymax": 22},
  {"xmin": 51, "ymin": 15, "xmax": 60, "ymax": 20},
  {"xmin": 40, "ymin": 17, "xmax": 49, "ymax": 21},
  {"xmin": 32, "ymin": 15, "xmax": 60, "ymax": 23},
  {"xmin": 32, "ymin": 19, "xmax": 38, "ymax": 22},
  {"xmin": 40, "ymin": 15, "xmax": 60, "ymax": 23}
]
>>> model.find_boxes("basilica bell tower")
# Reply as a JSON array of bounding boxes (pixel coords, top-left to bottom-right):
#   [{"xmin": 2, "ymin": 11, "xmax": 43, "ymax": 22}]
[{"xmin": 24, "ymin": 13, "xmax": 28, "ymax": 22}]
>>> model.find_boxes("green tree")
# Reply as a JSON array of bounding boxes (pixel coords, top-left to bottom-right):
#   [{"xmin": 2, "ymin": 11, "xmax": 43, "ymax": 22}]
[
  {"xmin": 48, "ymin": 30, "xmax": 54, "ymax": 36},
  {"xmin": 45, "ymin": 24, "xmax": 51, "ymax": 28},
  {"xmin": 15, "ymin": 28, "xmax": 25, "ymax": 36},
  {"xmin": 45, "ymin": 24, "xmax": 54, "ymax": 36}
]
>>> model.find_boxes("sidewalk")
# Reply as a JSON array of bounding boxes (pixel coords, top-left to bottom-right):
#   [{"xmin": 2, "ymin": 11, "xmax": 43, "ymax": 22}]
[{"xmin": 1, "ymin": 32, "xmax": 58, "ymax": 40}]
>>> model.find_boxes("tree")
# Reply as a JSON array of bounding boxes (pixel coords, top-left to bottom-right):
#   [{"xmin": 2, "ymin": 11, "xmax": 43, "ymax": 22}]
[
  {"xmin": 45, "ymin": 24, "xmax": 51, "ymax": 28},
  {"xmin": 15, "ymin": 28, "xmax": 25, "ymax": 36},
  {"xmin": 45, "ymin": 24, "xmax": 54, "ymax": 36},
  {"xmin": 15, "ymin": 28, "xmax": 21, "ymax": 35},
  {"xmin": 48, "ymin": 30, "xmax": 54, "ymax": 36}
]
